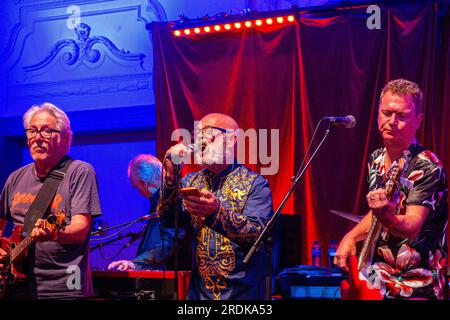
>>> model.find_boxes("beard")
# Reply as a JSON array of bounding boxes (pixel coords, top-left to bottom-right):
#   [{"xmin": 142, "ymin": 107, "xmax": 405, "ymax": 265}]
[{"xmin": 195, "ymin": 139, "xmax": 234, "ymax": 166}]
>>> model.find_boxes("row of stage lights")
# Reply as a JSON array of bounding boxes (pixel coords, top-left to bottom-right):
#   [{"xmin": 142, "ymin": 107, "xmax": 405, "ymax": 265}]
[{"xmin": 173, "ymin": 15, "xmax": 296, "ymax": 37}]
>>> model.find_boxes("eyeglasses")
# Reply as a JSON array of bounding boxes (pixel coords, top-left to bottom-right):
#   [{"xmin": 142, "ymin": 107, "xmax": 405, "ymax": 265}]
[
  {"xmin": 192, "ymin": 126, "xmax": 232, "ymax": 141},
  {"xmin": 25, "ymin": 128, "xmax": 61, "ymax": 139}
]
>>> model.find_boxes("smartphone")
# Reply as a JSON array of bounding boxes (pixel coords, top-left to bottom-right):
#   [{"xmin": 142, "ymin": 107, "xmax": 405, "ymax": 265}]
[{"xmin": 180, "ymin": 187, "xmax": 201, "ymax": 197}]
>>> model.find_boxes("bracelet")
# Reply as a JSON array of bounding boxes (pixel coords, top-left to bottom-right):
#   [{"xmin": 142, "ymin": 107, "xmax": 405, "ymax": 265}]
[{"xmin": 385, "ymin": 215, "xmax": 398, "ymax": 228}]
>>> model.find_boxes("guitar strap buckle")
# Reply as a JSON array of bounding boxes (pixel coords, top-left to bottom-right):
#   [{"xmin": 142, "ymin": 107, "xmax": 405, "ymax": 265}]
[{"xmin": 48, "ymin": 170, "xmax": 65, "ymax": 180}]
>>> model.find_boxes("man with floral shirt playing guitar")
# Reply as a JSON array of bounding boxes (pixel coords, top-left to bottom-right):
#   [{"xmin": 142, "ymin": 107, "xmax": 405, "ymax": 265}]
[{"xmin": 334, "ymin": 79, "xmax": 448, "ymax": 300}]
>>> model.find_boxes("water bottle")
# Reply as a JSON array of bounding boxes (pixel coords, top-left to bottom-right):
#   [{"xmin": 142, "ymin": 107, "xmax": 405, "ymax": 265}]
[
  {"xmin": 328, "ymin": 240, "xmax": 338, "ymax": 272},
  {"xmin": 311, "ymin": 240, "xmax": 321, "ymax": 267}
]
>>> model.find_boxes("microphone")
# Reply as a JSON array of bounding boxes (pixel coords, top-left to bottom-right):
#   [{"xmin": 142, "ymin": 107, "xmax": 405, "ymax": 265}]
[
  {"xmin": 138, "ymin": 213, "xmax": 159, "ymax": 221},
  {"xmin": 322, "ymin": 115, "xmax": 356, "ymax": 128},
  {"xmin": 165, "ymin": 143, "xmax": 199, "ymax": 162},
  {"xmin": 187, "ymin": 143, "xmax": 200, "ymax": 152},
  {"xmin": 91, "ymin": 226, "xmax": 104, "ymax": 236},
  {"xmin": 124, "ymin": 229, "xmax": 145, "ymax": 248}
]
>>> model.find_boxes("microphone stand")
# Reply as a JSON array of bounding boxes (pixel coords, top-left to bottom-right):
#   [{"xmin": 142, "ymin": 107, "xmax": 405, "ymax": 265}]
[
  {"xmin": 91, "ymin": 214, "xmax": 157, "ymax": 237},
  {"xmin": 160, "ymin": 154, "xmax": 182, "ymax": 300},
  {"xmin": 90, "ymin": 230, "xmax": 142, "ymax": 253},
  {"xmin": 243, "ymin": 122, "xmax": 335, "ymax": 300},
  {"xmin": 90, "ymin": 214, "xmax": 158, "ymax": 261}
]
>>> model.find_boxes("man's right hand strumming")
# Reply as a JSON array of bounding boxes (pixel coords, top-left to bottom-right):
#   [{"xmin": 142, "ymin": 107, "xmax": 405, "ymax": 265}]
[
  {"xmin": 334, "ymin": 209, "xmax": 374, "ymax": 271},
  {"xmin": 334, "ymin": 234, "xmax": 357, "ymax": 272}
]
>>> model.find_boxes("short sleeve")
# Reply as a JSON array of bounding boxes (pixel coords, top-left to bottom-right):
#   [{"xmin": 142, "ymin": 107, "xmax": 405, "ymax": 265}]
[
  {"xmin": 406, "ymin": 159, "xmax": 447, "ymax": 211},
  {"xmin": 0, "ymin": 174, "xmax": 14, "ymax": 221},
  {"xmin": 70, "ymin": 163, "xmax": 102, "ymax": 217},
  {"xmin": 0, "ymin": 185, "xmax": 9, "ymax": 220}
]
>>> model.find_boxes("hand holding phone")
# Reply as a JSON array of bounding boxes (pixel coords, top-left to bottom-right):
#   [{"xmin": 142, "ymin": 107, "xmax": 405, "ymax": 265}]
[
  {"xmin": 181, "ymin": 188, "xmax": 219, "ymax": 218},
  {"xmin": 180, "ymin": 187, "xmax": 201, "ymax": 198}
]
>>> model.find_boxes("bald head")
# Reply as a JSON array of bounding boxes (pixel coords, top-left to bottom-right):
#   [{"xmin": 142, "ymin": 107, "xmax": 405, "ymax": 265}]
[{"xmin": 200, "ymin": 113, "xmax": 239, "ymax": 131}]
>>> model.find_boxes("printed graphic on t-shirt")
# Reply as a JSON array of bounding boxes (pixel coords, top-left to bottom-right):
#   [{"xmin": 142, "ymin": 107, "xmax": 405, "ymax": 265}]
[{"xmin": 11, "ymin": 192, "xmax": 63, "ymax": 213}]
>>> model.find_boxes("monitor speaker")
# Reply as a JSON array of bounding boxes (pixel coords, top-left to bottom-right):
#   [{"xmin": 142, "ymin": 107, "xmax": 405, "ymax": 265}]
[{"xmin": 272, "ymin": 214, "xmax": 302, "ymax": 273}]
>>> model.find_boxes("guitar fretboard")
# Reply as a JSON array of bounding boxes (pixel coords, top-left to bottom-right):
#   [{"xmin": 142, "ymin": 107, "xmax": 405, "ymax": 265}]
[{"xmin": 10, "ymin": 234, "xmax": 35, "ymax": 262}]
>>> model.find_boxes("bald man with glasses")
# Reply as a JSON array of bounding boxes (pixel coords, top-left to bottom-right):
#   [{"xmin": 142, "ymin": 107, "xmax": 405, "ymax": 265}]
[{"xmin": 160, "ymin": 113, "xmax": 274, "ymax": 300}]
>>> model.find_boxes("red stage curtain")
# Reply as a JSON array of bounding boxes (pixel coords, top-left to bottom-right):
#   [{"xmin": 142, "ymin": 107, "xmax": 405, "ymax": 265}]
[{"xmin": 152, "ymin": 2, "xmax": 450, "ymax": 265}]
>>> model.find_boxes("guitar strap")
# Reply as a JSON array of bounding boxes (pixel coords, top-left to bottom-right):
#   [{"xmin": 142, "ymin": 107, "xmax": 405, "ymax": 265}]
[{"xmin": 22, "ymin": 156, "xmax": 74, "ymax": 237}]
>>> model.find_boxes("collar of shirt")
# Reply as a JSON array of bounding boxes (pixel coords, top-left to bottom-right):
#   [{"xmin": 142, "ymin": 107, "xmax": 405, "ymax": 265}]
[
  {"xmin": 148, "ymin": 188, "xmax": 160, "ymax": 214},
  {"xmin": 204, "ymin": 161, "xmax": 241, "ymax": 191},
  {"xmin": 377, "ymin": 139, "xmax": 420, "ymax": 174}
]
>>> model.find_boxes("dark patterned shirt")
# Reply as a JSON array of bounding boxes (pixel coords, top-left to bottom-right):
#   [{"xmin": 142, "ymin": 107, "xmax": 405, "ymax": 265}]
[
  {"xmin": 161, "ymin": 163, "xmax": 274, "ymax": 300},
  {"xmin": 364, "ymin": 142, "xmax": 448, "ymax": 300}
]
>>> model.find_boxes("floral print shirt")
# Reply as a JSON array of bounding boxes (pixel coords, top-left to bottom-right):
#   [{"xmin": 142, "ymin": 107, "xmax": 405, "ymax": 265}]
[{"xmin": 364, "ymin": 142, "xmax": 448, "ymax": 300}]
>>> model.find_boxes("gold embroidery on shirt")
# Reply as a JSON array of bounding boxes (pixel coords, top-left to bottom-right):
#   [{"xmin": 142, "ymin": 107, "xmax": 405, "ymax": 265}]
[{"xmin": 185, "ymin": 166, "xmax": 257, "ymax": 299}]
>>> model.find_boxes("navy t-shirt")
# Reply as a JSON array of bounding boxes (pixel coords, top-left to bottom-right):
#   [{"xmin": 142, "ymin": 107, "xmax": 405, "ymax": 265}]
[{"xmin": 0, "ymin": 159, "xmax": 102, "ymax": 299}]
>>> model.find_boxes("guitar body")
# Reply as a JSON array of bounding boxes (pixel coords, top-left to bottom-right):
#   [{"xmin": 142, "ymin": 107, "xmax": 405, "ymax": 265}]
[
  {"xmin": 0, "ymin": 225, "xmax": 26, "ymax": 299},
  {"xmin": 1, "ymin": 225, "xmax": 27, "ymax": 274},
  {"xmin": 0, "ymin": 211, "xmax": 66, "ymax": 299}
]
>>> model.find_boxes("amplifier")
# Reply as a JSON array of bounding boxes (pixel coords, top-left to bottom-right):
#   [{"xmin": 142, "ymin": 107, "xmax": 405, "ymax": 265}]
[{"xmin": 92, "ymin": 270, "xmax": 191, "ymax": 300}]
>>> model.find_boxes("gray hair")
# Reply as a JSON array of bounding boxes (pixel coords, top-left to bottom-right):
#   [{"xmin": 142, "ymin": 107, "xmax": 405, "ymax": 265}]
[
  {"xmin": 380, "ymin": 79, "xmax": 424, "ymax": 114},
  {"xmin": 128, "ymin": 154, "xmax": 162, "ymax": 186},
  {"xmin": 23, "ymin": 102, "xmax": 73, "ymax": 147}
]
